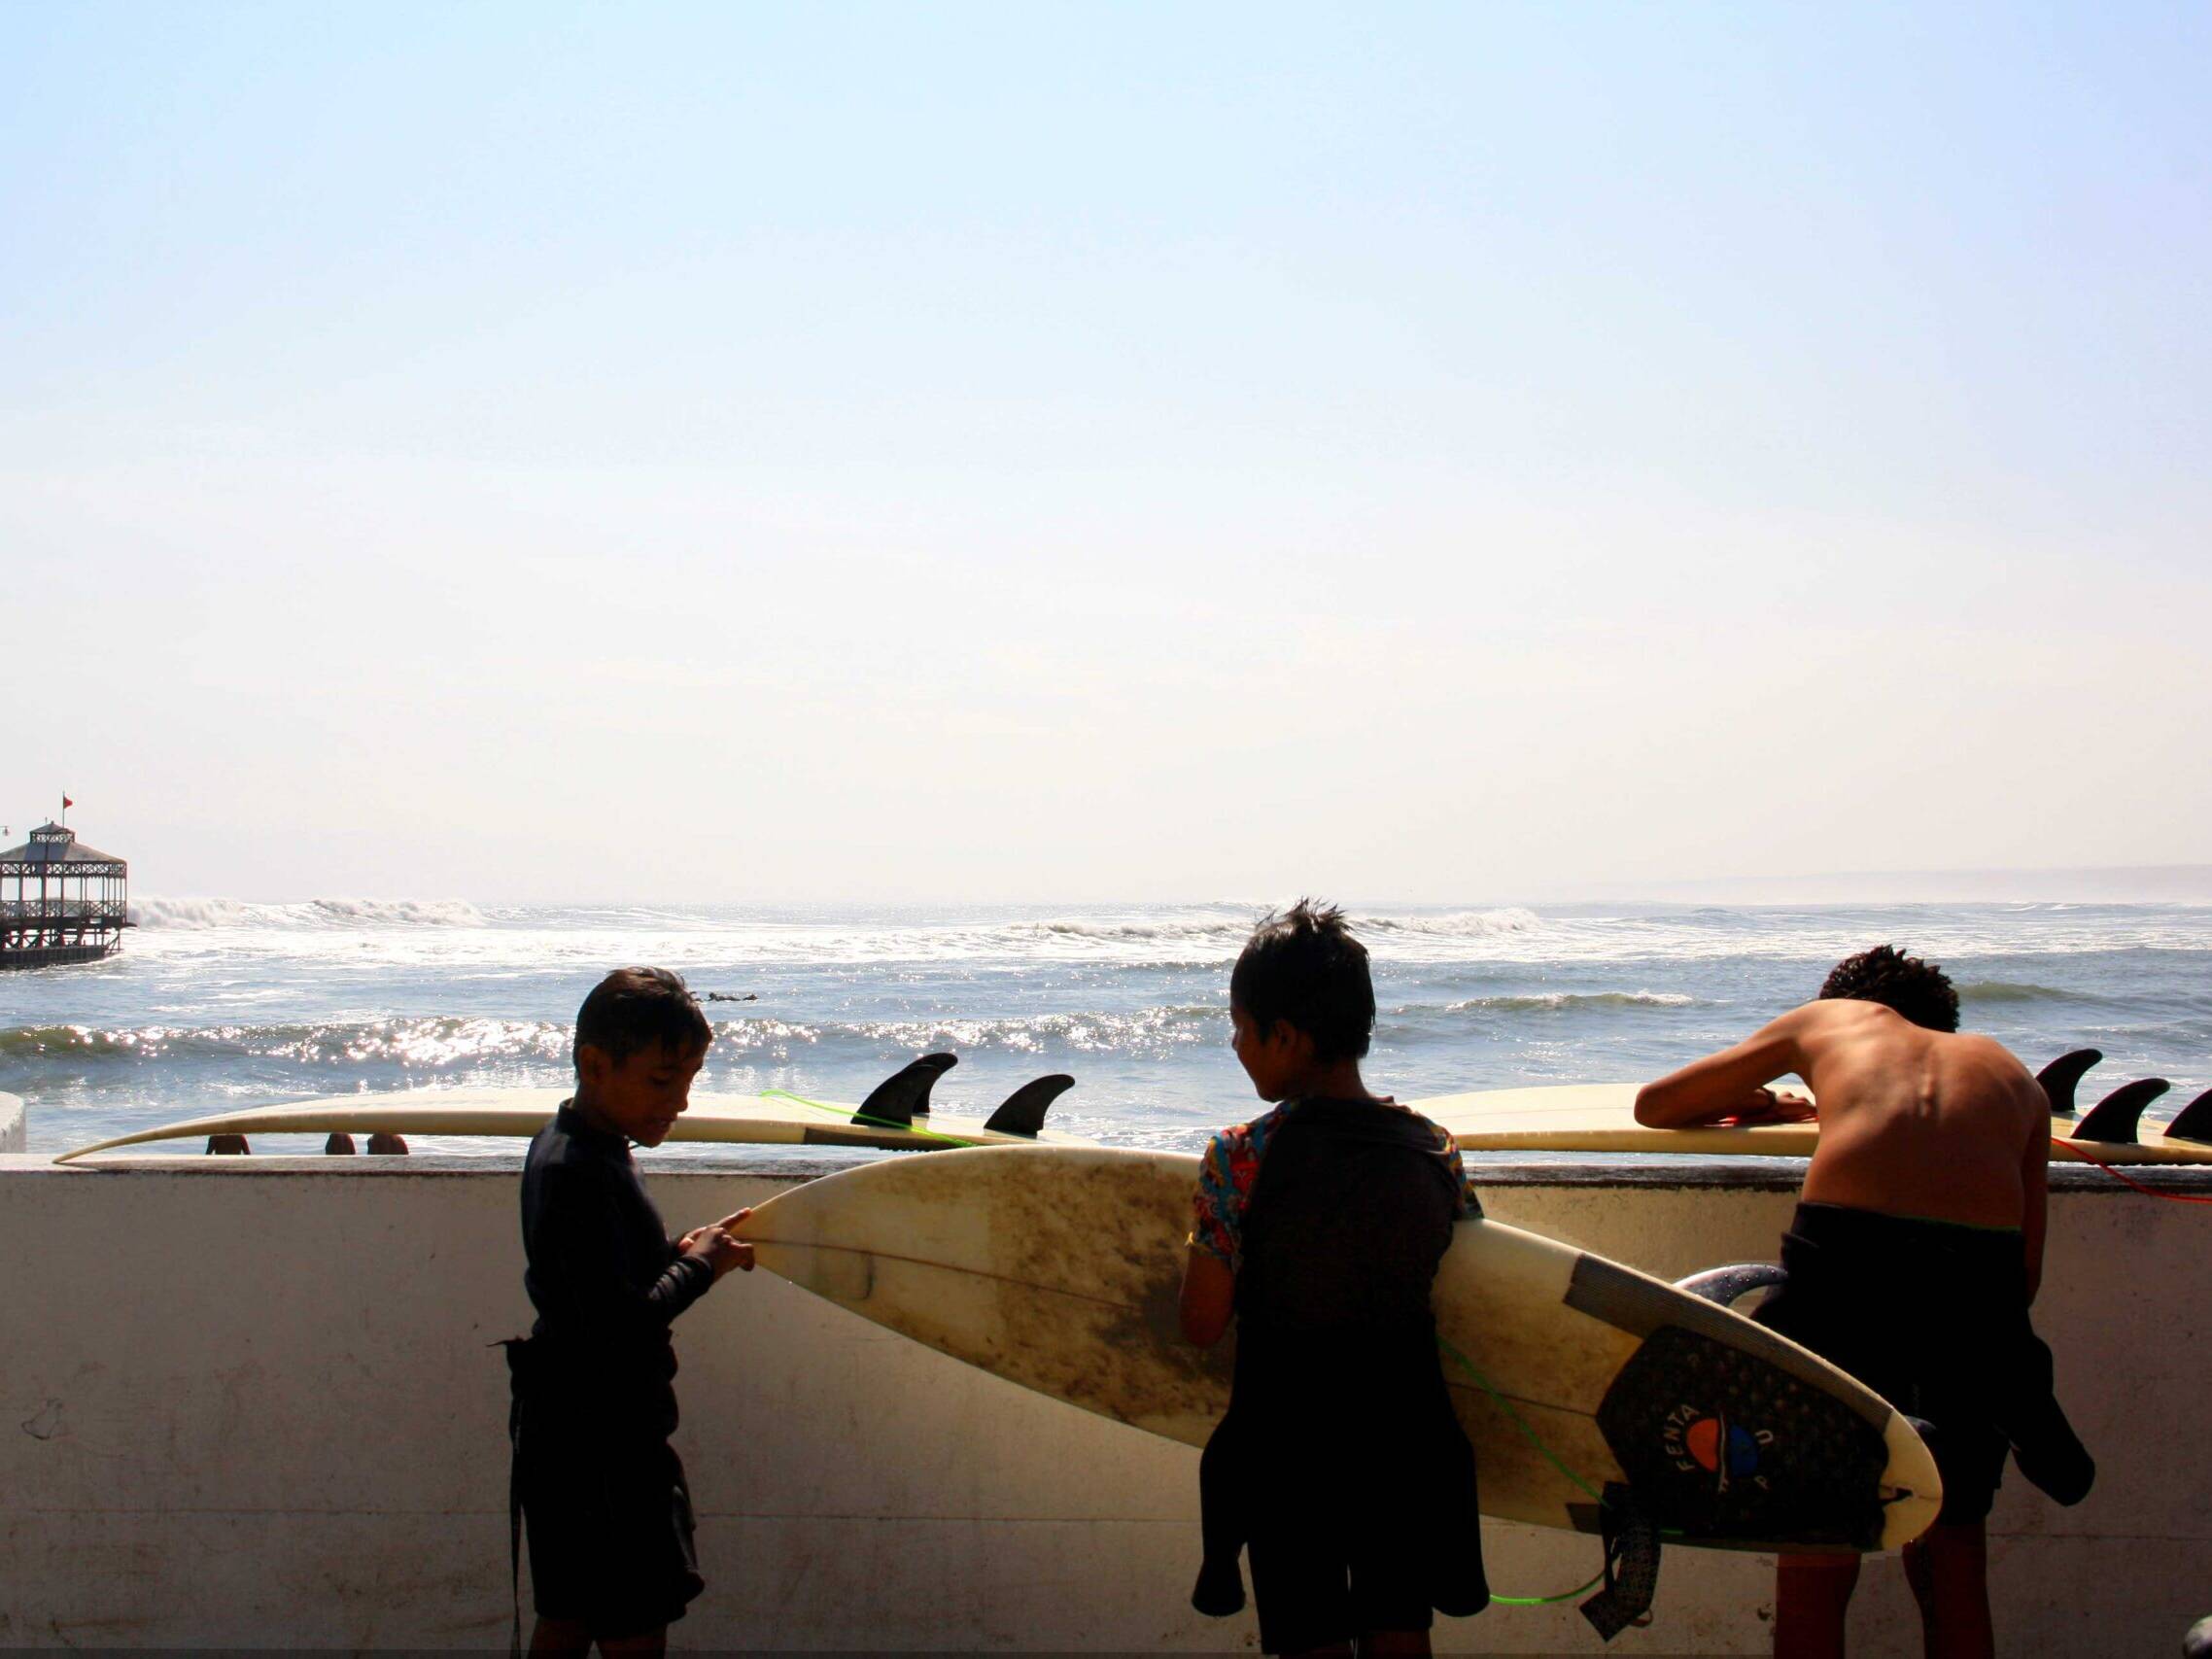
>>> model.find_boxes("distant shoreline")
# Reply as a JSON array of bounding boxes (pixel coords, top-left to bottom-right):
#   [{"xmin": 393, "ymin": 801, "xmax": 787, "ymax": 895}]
[{"xmin": 1547, "ymin": 864, "xmax": 2212, "ymax": 907}]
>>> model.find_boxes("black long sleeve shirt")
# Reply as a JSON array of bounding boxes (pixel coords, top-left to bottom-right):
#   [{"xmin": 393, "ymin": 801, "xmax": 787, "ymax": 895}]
[{"xmin": 519, "ymin": 1101, "xmax": 715, "ymax": 1437}]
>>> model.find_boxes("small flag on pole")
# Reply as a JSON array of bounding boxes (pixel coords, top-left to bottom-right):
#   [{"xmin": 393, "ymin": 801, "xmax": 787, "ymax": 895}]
[{"xmin": 62, "ymin": 795, "xmax": 74, "ymax": 810}]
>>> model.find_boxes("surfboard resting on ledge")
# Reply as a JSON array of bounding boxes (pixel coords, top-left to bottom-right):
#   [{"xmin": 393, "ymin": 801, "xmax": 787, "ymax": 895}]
[
  {"xmin": 53, "ymin": 1054, "xmax": 1092, "ymax": 1162},
  {"xmin": 1417, "ymin": 1051, "xmax": 2212, "ymax": 1165}
]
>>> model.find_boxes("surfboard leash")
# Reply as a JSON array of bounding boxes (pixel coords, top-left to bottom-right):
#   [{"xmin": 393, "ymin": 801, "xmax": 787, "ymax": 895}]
[
  {"xmin": 1434, "ymin": 1333, "xmax": 1604, "ymax": 1504},
  {"xmin": 2054, "ymin": 1137, "xmax": 2212, "ymax": 1204},
  {"xmin": 760, "ymin": 1087, "xmax": 985, "ymax": 1149},
  {"xmin": 1435, "ymin": 1333, "xmax": 1681, "ymax": 1614}
]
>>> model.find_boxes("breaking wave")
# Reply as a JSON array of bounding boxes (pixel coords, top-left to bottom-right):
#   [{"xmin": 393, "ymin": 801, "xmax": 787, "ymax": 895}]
[
  {"xmin": 1443, "ymin": 991, "xmax": 1695, "ymax": 1014},
  {"xmin": 0, "ymin": 1018, "xmax": 568, "ymax": 1067},
  {"xmin": 0, "ymin": 1007, "xmax": 1228, "ymax": 1070},
  {"xmin": 1955, "ymin": 981, "xmax": 2087, "ymax": 1005},
  {"xmin": 129, "ymin": 897, "xmax": 487, "ymax": 930},
  {"xmin": 708, "ymin": 1006, "xmax": 1227, "ymax": 1059},
  {"xmin": 1012, "ymin": 907, "xmax": 1542, "ymax": 950}
]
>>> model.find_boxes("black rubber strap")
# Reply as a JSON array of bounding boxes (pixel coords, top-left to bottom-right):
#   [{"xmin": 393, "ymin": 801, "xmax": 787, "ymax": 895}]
[
  {"xmin": 499, "ymin": 1339, "xmax": 527, "ymax": 1659},
  {"xmin": 1580, "ymin": 1482, "xmax": 1661, "ymax": 1642}
]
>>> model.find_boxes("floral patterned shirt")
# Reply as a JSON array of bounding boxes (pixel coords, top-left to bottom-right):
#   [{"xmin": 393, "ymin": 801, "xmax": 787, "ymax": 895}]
[{"xmin": 1189, "ymin": 1098, "xmax": 1476, "ymax": 1270}]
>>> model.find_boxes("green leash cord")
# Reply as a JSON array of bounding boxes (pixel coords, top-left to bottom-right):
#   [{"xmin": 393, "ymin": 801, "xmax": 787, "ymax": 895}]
[
  {"xmin": 754, "ymin": 1096, "xmax": 1614, "ymax": 1609},
  {"xmin": 1434, "ymin": 1332, "xmax": 1612, "ymax": 1607},
  {"xmin": 760, "ymin": 1087, "xmax": 985, "ymax": 1149}
]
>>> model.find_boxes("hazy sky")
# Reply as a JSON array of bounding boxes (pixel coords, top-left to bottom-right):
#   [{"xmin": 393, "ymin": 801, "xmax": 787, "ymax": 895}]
[{"xmin": 4, "ymin": 3, "xmax": 2207, "ymax": 902}]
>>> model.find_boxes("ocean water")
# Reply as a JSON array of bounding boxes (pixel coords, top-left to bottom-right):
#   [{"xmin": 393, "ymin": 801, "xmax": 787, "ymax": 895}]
[{"xmin": 2, "ymin": 899, "xmax": 2208, "ymax": 1158}]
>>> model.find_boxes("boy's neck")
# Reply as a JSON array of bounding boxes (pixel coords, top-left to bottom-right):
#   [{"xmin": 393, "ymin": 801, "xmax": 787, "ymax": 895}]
[
  {"xmin": 1281, "ymin": 1059, "xmax": 1385, "ymax": 1104},
  {"xmin": 569, "ymin": 1088, "xmax": 620, "ymax": 1137}
]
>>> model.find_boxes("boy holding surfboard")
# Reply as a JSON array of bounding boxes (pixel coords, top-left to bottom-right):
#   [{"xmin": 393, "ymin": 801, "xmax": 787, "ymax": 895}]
[
  {"xmin": 1636, "ymin": 945, "xmax": 2091, "ymax": 1659},
  {"xmin": 1179, "ymin": 901, "xmax": 1489, "ymax": 1657},
  {"xmin": 506, "ymin": 967, "xmax": 755, "ymax": 1657}
]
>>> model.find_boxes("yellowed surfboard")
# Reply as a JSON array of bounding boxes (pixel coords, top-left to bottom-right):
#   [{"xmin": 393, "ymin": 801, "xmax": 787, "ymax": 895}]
[
  {"xmin": 737, "ymin": 1145, "xmax": 1941, "ymax": 1552},
  {"xmin": 52, "ymin": 1085, "xmax": 1093, "ymax": 1163},
  {"xmin": 1419, "ymin": 1082, "xmax": 2212, "ymax": 1165}
]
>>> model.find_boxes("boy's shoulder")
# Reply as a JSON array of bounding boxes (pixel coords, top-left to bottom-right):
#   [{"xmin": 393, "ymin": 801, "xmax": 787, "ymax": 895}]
[
  {"xmin": 1201, "ymin": 1103, "xmax": 1292, "ymax": 1163},
  {"xmin": 525, "ymin": 1104, "xmax": 625, "ymax": 1182}
]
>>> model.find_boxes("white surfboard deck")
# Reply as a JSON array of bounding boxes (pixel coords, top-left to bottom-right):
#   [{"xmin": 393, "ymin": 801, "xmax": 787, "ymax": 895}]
[
  {"xmin": 736, "ymin": 1145, "xmax": 1941, "ymax": 1552},
  {"xmin": 52, "ymin": 1086, "xmax": 1093, "ymax": 1163},
  {"xmin": 1418, "ymin": 1082, "xmax": 2212, "ymax": 1165}
]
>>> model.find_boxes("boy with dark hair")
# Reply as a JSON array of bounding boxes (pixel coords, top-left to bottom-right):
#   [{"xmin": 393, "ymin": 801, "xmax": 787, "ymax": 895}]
[
  {"xmin": 509, "ymin": 967, "xmax": 754, "ymax": 1657},
  {"xmin": 1636, "ymin": 945, "xmax": 2091, "ymax": 1659},
  {"xmin": 1180, "ymin": 901, "xmax": 1488, "ymax": 1657}
]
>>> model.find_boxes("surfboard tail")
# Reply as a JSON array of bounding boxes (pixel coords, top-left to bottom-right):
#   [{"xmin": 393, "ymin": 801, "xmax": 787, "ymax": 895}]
[
  {"xmin": 2164, "ymin": 1086, "xmax": 2212, "ymax": 1145},
  {"xmin": 2068, "ymin": 1078, "xmax": 2170, "ymax": 1144},
  {"xmin": 855, "ymin": 1054, "xmax": 957, "ymax": 1128},
  {"xmin": 2036, "ymin": 1049, "xmax": 2103, "ymax": 1118},
  {"xmin": 984, "ymin": 1075, "xmax": 1075, "ymax": 1137}
]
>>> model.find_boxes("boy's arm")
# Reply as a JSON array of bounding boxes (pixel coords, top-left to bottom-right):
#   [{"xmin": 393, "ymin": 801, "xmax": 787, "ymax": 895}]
[
  {"xmin": 536, "ymin": 1166, "xmax": 720, "ymax": 1341},
  {"xmin": 1635, "ymin": 1008, "xmax": 1815, "ymax": 1127},
  {"xmin": 1180, "ymin": 1132, "xmax": 1242, "ymax": 1346},
  {"xmin": 2022, "ymin": 1114, "xmax": 2050, "ymax": 1303},
  {"xmin": 1180, "ymin": 1247, "xmax": 1234, "ymax": 1347}
]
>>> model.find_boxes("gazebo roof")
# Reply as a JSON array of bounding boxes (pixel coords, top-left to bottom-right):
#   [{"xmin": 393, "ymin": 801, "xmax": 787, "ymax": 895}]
[{"xmin": 1, "ymin": 824, "xmax": 127, "ymax": 867}]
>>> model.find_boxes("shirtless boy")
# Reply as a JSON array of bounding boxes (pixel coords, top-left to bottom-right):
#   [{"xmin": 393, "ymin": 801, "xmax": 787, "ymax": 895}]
[{"xmin": 1635, "ymin": 946, "xmax": 2091, "ymax": 1659}]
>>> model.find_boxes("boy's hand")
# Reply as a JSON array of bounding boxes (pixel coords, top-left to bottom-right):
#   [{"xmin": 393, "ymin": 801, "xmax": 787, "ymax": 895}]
[
  {"xmin": 682, "ymin": 1224, "xmax": 755, "ymax": 1279},
  {"xmin": 678, "ymin": 1210, "xmax": 754, "ymax": 1253},
  {"xmin": 1715, "ymin": 1087, "xmax": 1816, "ymax": 1126}
]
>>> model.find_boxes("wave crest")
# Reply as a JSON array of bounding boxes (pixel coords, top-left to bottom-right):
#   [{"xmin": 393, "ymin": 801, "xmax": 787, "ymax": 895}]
[
  {"xmin": 1013, "ymin": 907, "xmax": 1542, "ymax": 948},
  {"xmin": 1443, "ymin": 991, "xmax": 1694, "ymax": 1014},
  {"xmin": 130, "ymin": 896, "xmax": 487, "ymax": 930},
  {"xmin": 1955, "ymin": 981, "xmax": 2083, "ymax": 1004}
]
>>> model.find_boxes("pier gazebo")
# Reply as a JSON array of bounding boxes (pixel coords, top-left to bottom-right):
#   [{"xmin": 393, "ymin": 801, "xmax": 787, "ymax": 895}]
[{"xmin": 0, "ymin": 821, "xmax": 129, "ymax": 968}]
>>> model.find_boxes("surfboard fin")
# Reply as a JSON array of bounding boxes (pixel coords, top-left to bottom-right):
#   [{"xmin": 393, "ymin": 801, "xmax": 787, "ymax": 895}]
[
  {"xmin": 2036, "ymin": 1049, "xmax": 2103, "ymax": 1118},
  {"xmin": 984, "ymin": 1074, "xmax": 1074, "ymax": 1137},
  {"xmin": 1674, "ymin": 1262, "xmax": 1787, "ymax": 1309},
  {"xmin": 856, "ymin": 1054, "xmax": 958, "ymax": 1128},
  {"xmin": 2164, "ymin": 1087, "xmax": 2212, "ymax": 1145},
  {"xmin": 2068, "ymin": 1078, "xmax": 2170, "ymax": 1144}
]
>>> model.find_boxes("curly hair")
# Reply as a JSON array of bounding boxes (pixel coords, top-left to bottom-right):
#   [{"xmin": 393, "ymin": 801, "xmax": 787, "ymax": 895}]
[
  {"xmin": 1817, "ymin": 945, "xmax": 1960, "ymax": 1033},
  {"xmin": 573, "ymin": 966, "xmax": 713, "ymax": 1069},
  {"xmin": 1229, "ymin": 899, "xmax": 1376, "ymax": 1061}
]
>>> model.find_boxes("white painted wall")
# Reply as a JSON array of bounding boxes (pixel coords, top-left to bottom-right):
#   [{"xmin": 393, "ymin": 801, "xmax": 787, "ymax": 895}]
[{"xmin": 0, "ymin": 1155, "xmax": 2201, "ymax": 1654}]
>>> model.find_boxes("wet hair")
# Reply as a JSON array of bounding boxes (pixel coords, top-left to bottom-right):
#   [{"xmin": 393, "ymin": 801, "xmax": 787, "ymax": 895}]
[
  {"xmin": 572, "ymin": 967, "xmax": 713, "ymax": 1070},
  {"xmin": 1230, "ymin": 900, "xmax": 1375, "ymax": 1061},
  {"xmin": 1818, "ymin": 945, "xmax": 1959, "ymax": 1033}
]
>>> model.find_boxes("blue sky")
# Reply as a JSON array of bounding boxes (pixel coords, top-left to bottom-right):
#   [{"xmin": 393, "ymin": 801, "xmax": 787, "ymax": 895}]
[{"xmin": 3, "ymin": 3, "xmax": 2207, "ymax": 900}]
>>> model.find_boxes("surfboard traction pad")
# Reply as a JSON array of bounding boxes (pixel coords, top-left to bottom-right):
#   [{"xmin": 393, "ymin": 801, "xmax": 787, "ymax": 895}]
[{"xmin": 1567, "ymin": 1256, "xmax": 1894, "ymax": 1554}]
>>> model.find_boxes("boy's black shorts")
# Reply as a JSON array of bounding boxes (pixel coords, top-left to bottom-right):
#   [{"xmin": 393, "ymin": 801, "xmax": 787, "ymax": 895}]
[
  {"xmin": 1752, "ymin": 1204, "xmax": 2013, "ymax": 1526},
  {"xmin": 1246, "ymin": 1527, "xmax": 1433, "ymax": 1655},
  {"xmin": 517, "ymin": 1415, "xmax": 705, "ymax": 1639}
]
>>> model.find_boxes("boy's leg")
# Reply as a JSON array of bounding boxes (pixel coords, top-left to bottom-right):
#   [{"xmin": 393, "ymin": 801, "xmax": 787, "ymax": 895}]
[
  {"xmin": 527, "ymin": 1615, "xmax": 592, "ymax": 1657},
  {"xmin": 598, "ymin": 1627, "xmax": 669, "ymax": 1659},
  {"xmin": 1355, "ymin": 1630, "xmax": 1432, "ymax": 1656},
  {"xmin": 1773, "ymin": 1551, "xmax": 1859, "ymax": 1659},
  {"xmin": 1902, "ymin": 1523, "xmax": 1994, "ymax": 1659}
]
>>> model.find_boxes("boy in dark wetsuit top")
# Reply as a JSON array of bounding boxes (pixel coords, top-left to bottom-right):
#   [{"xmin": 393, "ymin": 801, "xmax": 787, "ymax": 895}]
[
  {"xmin": 510, "ymin": 967, "xmax": 755, "ymax": 1657},
  {"xmin": 1637, "ymin": 946, "xmax": 2091, "ymax": 1659},
  {"xmin": 1179, "ymin": 901, "xmax": 1488, "ymax": 1658}
]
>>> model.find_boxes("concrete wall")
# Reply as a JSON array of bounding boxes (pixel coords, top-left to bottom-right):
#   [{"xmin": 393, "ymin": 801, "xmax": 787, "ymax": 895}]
[{"xmin": 1, "ymin": 1153, "xmax": 2203, "ymax": 1654}]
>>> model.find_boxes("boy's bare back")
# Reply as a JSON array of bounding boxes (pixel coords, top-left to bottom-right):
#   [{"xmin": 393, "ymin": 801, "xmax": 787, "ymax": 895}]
[
  {"xmin": 1637, "ymin": 998, "xmax": 2049, "ymax": 1234},
  {"xmin": 1789, "ymin": 1001, "xmax": 2045, "ymax": 1229}
]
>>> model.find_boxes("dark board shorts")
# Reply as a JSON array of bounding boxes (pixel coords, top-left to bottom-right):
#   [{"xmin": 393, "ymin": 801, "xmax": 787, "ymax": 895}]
[
  {"xmin": 1753, "ymin": 1204, "xmax": 2013, "ymax": 1527},
  {"xmin": 1246, "ymin": 1524, "xmax": 1435, "ymax": 1655},
  {"xmin": 517, "ymin": 1416, "xmax": 705, "ymax": 1639}
]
